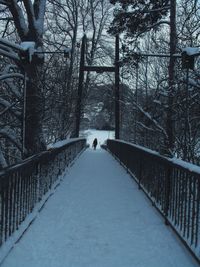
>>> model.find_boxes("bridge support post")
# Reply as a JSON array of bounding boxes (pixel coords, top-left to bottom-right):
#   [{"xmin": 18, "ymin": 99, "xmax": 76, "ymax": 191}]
[
  {"xmin": 115, "ymin": 35, "xmax": 120, "ymax": 139},
  {"xmin": 74, "ymin": 35, "xmax": 86, "ymax": 137},
  {"xmin": 75, "ymin": 35, "xmax": 121, "ymax": 138}
]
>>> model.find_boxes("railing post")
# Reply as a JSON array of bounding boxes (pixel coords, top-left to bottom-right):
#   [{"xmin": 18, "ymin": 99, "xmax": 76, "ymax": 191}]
[
  {"xmin": 0, "ymin": 179, "xmax": 4, "ymax": 246},
  {"xmin": 138, "ymin": 156, "xmax": 142, "ymax": 190}
]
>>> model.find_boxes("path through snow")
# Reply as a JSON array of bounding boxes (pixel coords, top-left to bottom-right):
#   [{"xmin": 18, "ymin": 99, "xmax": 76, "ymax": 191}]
[{"xmin": 1, "ymin": 149, "xmax": 198, "ymax": 267}]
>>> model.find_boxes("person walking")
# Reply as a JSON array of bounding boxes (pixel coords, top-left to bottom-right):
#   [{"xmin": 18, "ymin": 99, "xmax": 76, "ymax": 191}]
[{"xmin": 92, "ymin": 138, "xmax": 98, "ymax": 150}]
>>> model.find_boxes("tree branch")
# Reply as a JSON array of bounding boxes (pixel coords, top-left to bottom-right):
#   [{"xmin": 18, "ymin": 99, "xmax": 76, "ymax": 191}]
[
  {"xmin": 8, "ymin": 0, "xmax": 28, "ymax": 40},
  {"xmin": 22, "ymin": 0, "xmax": 36, "ymax": 32},
  {"xmin": 34, "ymin": 0, "xmax": 47, "ymax": 36}
]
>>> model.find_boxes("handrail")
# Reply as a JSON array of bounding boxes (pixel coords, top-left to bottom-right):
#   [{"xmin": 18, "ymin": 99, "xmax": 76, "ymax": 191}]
[
  {"xmin": 0, "ymin": 138, "xmax": 87, "ymax": 251},
  {"xmin": 106, "ymin": 139, "xmax": 200, "ymax": 262}
]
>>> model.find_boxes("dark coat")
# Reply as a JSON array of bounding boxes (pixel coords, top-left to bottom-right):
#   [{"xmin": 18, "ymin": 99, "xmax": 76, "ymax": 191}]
[{"xmin": 93, "ymin": 138, "xmax": 98, "ymax": 147}]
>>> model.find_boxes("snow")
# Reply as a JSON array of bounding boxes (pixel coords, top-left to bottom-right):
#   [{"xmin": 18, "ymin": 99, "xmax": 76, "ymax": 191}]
[
  {"xmin": 170, "ymin": 157, "xmax": 200, "ymax": 174},
  {"xmin": 182, "ymin": 47, "xmax": 200, "ymax": 56},
  {"xmin": 20, "ymin": 42, "xmax": 35, "ymax": 51},
  {"xmin": 35, "ymin": 0, "xmax": 47, "ymax": 35},
  {"xmin": 20, "ymin": 42, "xmax": 36, "ymax": 63},
  {"xmin": 47, "ymin": 138, "xmax": 85, "ymax": 149},
  {"xmin": 110, "ymin": 139, "xmax": 200, "ymax": 175},
  {"xmin": 1, "ymin": 149, "xmax": 198, "ymax": 267},
  {"xmin": 0, "ymin": 182, "xmax": 59, "ymax": 264},
  {"xmin": 47, "ymin": 130, "xmax": 114, "ymax": 150},
  {"xmin": 153, "ymin": 99, "xmax": 162, "ymax": 105},
  {"xmin": 80, "ymin": 129, "xmax": 115, "ymax": 149},
  {"xmin": 113, "ymin": 139, "xmax": 160, "ymax": 156}
]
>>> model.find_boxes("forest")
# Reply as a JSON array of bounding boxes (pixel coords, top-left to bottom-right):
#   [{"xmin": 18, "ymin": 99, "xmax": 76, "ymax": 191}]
[{"xmin": 0, "ymin": 0, "xmax": 199, "ymax": 168}]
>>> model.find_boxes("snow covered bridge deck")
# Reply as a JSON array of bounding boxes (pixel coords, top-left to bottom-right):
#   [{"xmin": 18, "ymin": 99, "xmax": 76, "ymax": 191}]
[{"xmin": 1, "ymin": 149, "xmax": 198, "ymax": 267}]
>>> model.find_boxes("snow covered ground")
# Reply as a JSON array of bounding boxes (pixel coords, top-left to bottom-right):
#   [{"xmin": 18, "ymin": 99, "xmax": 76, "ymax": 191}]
[
  {"xmin": 80, "ymin": 129, "xmax": 114, "ymax": 149},
  {"xmin": 1, "ymin": 149, "xmax": 198, "ymax": 267}
]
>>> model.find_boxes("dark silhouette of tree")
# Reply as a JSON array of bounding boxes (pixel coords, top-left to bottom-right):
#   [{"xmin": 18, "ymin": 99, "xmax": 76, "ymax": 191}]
[{"xmin": 108, "ymin": 0, "xmax": 170, "ymax": 38}]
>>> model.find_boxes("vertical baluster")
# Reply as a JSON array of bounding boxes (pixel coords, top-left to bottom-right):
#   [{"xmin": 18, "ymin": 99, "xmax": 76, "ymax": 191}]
[
  {"xmin": 158, "ymin": 165, "xmax": 161, "ymax": 207},
  {"xmin": 161, "ymin": 165, "xmax": 166, "ymax": 211},
  {"xmin": 35, "ymin": 163, "xmax": 39, "ymax": 203},
  {"xmin": 174, "ymin": 168, "xmax": 179, "ymax": 226},
  {"xmin": 33, "ymin": 163, "xmax": 38, "ymax": 207},
  {"xmin": 27, "ymin": 170, "xmax": 31, "ymax": 214},
  {"xmin": 4, "ymin": 177, "xmax": 9, "ymax": 242},
  {"xmin": 30, "ymin": 167, "xmax": 34, "ymax": 212},
  {"xmin": 195, "ymin": 177, "xmax": 200, "ymax": 247},
  {"xmin": 1, "ymin": 178, "xmax": 6, "ymax": 244},
  {"xmin": 12, "ymin": 173, "xmax": 17, "ymax": 234},
  {"xmin": 180, "ymin": 170, "xmax": 185, "ymax": 233},
  {"xmin": 161, "ymin": 166, "xmax": 165, "ymax": 209},
  {"xmin": 191, "ymin": 176, "xmax": 197, "ymax": 246},
  {"xmin": 22, "ymin": 171, "xmax": 26, "ymax": 222},
  {"xmin": 0, "ymin": 176, "xmax": 4, "ymax": 245},
  {"xmin": 30, "ymin": 167, "xmax": 35, "ymax": 212},
  {"xmin": 187, "ymin": 175, "xmax": 192, "ymax": 240},
  {"xmin": 24, "ymin": 169, "xmax": 28, "ymax": 219},
  {"xmin": 9, "ymin": 174, "xmax": 16, "ymax": 237},
  {"xmin": 171, "ymin": 167, "xmax": 175, "ymax": 221},
  {"xmin": 18, "ymin": 171, "xmax": 23, "ymax": 225},
  {"xmin": 40, "ymin": 163, "xmax": 45, "ymax": 201},
  {"xmin": 15, "ymin": 171, "xmax": 20, "ymax": 230},
  {"xmin": 164, "ymin": 164, "xmax": 171, "ymax": 224},
  {"xmin": 177, "ymin": 169, "xmax": 181, "ymax": 229},
  {"xmin": 169, "ymin": 167, "xmax": 174, "ymax": 220},
  {"xmin": 45, "ymin": 161, "xmax": 48, "ymax": 194},
  {"xmin": 183, "ymin": 172, "xmax": 188, "ymax": 237},
  {"xmin": 49, "ymin": 157, "xmax": 53, "ymax": 188}
]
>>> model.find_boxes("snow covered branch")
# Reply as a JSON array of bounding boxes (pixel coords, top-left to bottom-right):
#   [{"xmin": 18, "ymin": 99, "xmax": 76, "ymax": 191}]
[
  {"xmin": 0, "ymin": 147, "xmax": 7, "ymax": 169},
  {"xmin": 0, "ymin": 38, "xmax": 27, "ymax": 52},
  {"xmin": 0, "ymin": 127, "xmax": 22, "ymax": 152},
  {"xmin": 8, "ymin": 0, "xmax": 28, "ymax": 39},
  {"xmin": 0, "ymin": 0, "xmax": 7, "ymax": 5},
  {"xmin": 143, "ymin": 6, "xmax": 170, "ymax": 14},
  {"xmin": 0, "ymin": 73, "xmax": 24, "ymax": 81},
  {"xmin": 0, "ymin": 101, "xmax": 20, "ymax": 117},
  {"xmin": 0, "ymin": 48, "xmax": 19, "ymax": 61},
  {"xmin": 34, "ymin": 0, "xmax": 47, "ymax": 36},
  {"xmin": 137, "ymin": 121, "xmax": 155, "ymax": 132},
  {"xmin": 22, "ymin": 0, "xmax": 36, "ymax": 31},
  {"xmin": 133, "ymin": 101, "xmax": 168, "ymax": 139},
  {"xmin": 136, "ymin": 20, "xmax": 170, "ymax": 38}
]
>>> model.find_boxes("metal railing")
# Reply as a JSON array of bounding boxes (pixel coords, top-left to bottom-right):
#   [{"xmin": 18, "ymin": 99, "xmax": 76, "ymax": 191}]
[
  {"xmin": 0, "ymin": 139, "xmax": 86, "ymax": 248},
  {"xmin": 106, "ymin": 139, "xmax": 200, "ymax": 261}
]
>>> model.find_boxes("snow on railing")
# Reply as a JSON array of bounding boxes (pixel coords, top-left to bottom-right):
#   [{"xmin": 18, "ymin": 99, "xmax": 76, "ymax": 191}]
[
  {"xmin": 106, "ymin": 139, "xmax": 200, "ymax": 263},
  {"xmin": 0, "ymin": 138, "xmax": 87, "ymax": 263}
]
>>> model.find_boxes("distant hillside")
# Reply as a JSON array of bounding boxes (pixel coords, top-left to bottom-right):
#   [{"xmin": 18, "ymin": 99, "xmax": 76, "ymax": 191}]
[{"xmin": 82, "ymin": 83, "xmax": 131, "ymax": 130}]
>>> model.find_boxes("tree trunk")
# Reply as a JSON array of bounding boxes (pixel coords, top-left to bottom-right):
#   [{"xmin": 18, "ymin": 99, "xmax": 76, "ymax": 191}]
[{"xmin": 24, "ymin": 62, "xmax": 46, "ymax": 156}]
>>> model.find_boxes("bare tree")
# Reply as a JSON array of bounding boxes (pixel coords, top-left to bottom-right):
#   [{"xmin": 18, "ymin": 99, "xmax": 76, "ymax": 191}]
[{"xmin": 0, "ymin": 0, "xmax": 48, "ymax": 156}]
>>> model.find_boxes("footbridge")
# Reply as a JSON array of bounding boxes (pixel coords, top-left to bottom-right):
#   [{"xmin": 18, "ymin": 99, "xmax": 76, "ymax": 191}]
[{"xmin": 0, "ymin": 139, "xmax": 199, "ymax": 267}]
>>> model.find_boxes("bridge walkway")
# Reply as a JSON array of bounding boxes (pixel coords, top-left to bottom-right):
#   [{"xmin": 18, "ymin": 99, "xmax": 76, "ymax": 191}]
[{"xmin": 1, "ymin": 149, "xmax": 198, "ymax": 267}]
